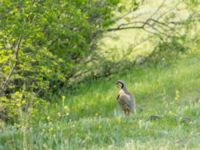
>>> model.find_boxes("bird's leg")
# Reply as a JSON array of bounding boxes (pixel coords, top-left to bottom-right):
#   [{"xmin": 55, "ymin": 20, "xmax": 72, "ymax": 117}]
[
  {"xmin": 126, "ymin": 110, "xmax": 130, "ymax": 116},
  {"xmin": 123, "ymin": 110, "xmax": 127, "ymax": 115},
  {"xmin": 124, "ymin": 109, "xmax": 130, "ymax": 116}
]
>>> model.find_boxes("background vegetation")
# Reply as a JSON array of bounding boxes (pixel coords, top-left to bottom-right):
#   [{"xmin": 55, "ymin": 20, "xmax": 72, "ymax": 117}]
[{"xmin": 0, "ymin": 0, "xmax": 200, "ymax": 149}]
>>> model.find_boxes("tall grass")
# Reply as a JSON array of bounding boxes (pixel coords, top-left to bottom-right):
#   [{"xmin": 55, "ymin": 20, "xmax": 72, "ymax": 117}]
[{"xmin": 1, "ymin": 50, "xmax": 200, "ymax": 149}]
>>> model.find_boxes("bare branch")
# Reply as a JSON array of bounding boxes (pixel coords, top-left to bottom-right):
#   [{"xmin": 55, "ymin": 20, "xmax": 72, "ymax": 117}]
[
  {"xmin": 148, "ymin": 0, "xmax": 166, "ymax": 19},
  {"xmin": 156, "ymin": 0, "xmax": 183, "ymax": 21},
  {"xmin": 105, "ymin": 25, "xmax": 144, "ymax": 32},
  {"xmin": 104, "ymin": 0, "xmax": 185, "ymax": 37},
  {"xmin": 105, "ymin": 19, "xmax": 170, "ymax": 36}
]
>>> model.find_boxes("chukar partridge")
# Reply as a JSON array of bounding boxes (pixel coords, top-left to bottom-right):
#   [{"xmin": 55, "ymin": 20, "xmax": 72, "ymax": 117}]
[{"xmin": 116, "ymin": 80, "xmax": 135, "ymax": 115}]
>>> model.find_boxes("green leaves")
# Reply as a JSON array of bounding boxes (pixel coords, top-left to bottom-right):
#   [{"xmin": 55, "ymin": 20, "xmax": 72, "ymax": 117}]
[{"xmin": 0, "ymin": 0, "xmax": 120, "ymax": 122}]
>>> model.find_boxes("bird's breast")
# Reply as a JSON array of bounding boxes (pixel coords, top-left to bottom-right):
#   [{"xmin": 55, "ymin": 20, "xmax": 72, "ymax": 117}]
[{"xmin": 119, "ymin": 90, "xmax": 130, "ymax": 98}]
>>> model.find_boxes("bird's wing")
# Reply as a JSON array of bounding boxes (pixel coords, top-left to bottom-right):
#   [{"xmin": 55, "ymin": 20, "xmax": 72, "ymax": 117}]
[
  {"xmin": 120, "ymin": 93, "xmax": 134, "ymax": 111},
  {"xmin": 119, "ymin": 94, "xmax": 130, "ymax": 105},
  {"xmin": 128, "ymin": 94, "xmax": 135, "ymax": 111}
]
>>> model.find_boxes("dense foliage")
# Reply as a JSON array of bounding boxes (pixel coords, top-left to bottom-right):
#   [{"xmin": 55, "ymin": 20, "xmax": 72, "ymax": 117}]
[{"xmin": 0, "ymin": 0, "xmax": 120, "ymax": 121}]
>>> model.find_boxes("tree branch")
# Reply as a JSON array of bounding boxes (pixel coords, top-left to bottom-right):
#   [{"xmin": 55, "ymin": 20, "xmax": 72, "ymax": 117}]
[
  {"xmin": 0, "ymin": 34, "xmax": 22, "ymax": 95},
  {"xmin": 104, "ymin": 0, "xmax": 185, "ymax": 37},
  {"xmin": 105, "ymin": 24, "xmax": 144, "ymax": 32}
]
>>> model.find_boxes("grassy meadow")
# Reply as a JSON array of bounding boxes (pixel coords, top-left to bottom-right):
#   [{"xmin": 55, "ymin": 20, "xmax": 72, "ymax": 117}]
[
  {"xmin": 1, "ymin": 49, "xmax": 200, "ymax": 149},
  {"xmin": 1, "ymin": 0, "xmax": 200, "ymax": 150}
]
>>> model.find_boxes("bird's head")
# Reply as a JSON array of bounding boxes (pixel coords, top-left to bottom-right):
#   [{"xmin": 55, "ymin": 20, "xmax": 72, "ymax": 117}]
[{"xmin": 116, "ymin": 80, "xmax": 126, "ymax": 89}]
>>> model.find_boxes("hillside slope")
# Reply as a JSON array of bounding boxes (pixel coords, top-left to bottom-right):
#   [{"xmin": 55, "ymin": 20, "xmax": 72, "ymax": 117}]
[{"xmin": 1, "ymin": 50, "xmax": 200, "ymax": 150}]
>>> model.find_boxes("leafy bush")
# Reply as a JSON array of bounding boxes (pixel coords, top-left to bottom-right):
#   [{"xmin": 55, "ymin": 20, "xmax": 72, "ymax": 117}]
[{"xmin": 0, "ymin": 0, "xmax": 120, "ymax": 122}]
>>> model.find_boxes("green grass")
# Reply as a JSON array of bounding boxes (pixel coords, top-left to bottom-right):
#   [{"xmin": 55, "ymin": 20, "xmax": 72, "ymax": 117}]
[
  {"xmin": 1, "ymin": 1, "xmax": 200, "ymax": 149},
  {"xmin": 1, "ymin": 50, "xmax": 200, "ymax": 150}
]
